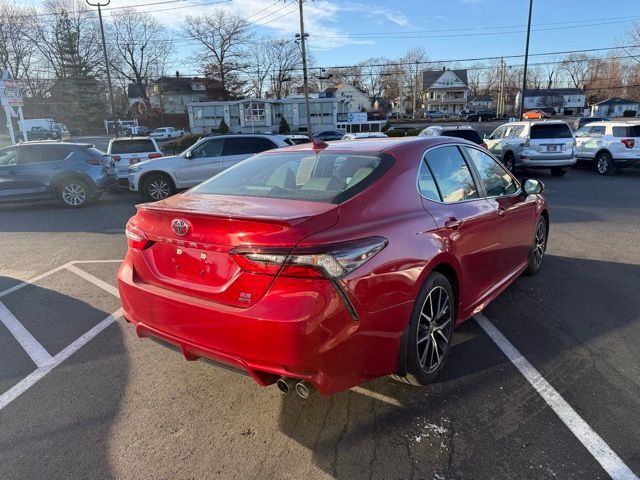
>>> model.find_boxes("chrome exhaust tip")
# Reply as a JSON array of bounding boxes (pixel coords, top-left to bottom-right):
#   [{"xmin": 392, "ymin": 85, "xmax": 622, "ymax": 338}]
[
  {"xmin": 276, "ymin": 377, "xmax": 296, "ymax": 394},
  {"xmin": 295, "ymin": 380, "xmax": 315, "ymax": 399}
]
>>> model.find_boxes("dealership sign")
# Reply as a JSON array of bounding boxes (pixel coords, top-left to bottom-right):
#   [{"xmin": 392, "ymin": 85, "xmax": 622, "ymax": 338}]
[{"xmin": 0, "ymin": 78, "xmax": 23, "ymax": 107}]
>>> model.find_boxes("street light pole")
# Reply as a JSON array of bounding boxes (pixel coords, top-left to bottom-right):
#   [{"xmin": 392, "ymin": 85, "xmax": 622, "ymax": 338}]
[
  {"xmin": 519, "ymin": 0, "xmax": 533, "ymax": 120},
  {"xmin": 297, "ymin": 0, "xmax": 312, "ymax": 136},
  {"xmin": 86, "ymin": 0, "xmax": 118, "ymax": 138}
]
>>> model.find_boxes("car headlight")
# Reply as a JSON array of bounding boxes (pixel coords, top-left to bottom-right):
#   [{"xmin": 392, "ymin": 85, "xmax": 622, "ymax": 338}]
[{"xmin": 129, "ymin": 164, "xmax": 142, "ymax": 173}]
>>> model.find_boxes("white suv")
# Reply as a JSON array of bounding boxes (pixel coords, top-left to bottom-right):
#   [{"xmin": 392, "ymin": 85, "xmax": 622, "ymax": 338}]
[
  {"xmin": 128, "ymin": 134, "xmax": 291, "ymax": 201},
  {"xmin": 485, "ymin": 120, "xmax": 576, "ymax": 176},
  {"xmin": 107, "ymin": 137, "xmax": 162, "ymax": 186},
  {"xmin": 574, "ymin": 121, "xmax": 640, "ymax": 175}
]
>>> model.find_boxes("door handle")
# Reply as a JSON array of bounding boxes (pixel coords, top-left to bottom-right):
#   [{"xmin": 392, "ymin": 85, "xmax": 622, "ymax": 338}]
[
  {"xmin": 445, "ymin": 217, "xmax": 463, "ymax": 229},
  {"xmin": 497, "ymin": 206, "xmax": 507, "ymax": 217}
]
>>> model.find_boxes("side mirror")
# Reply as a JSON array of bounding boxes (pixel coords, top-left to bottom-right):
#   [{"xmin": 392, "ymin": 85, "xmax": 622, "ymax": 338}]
[
  {"xmin": 184, "ymin": 150, "xmax": 193, "ymax": 159},
  {"xmin": 523, "ymin": 178, "xmax": 544, "ymax": 195}
]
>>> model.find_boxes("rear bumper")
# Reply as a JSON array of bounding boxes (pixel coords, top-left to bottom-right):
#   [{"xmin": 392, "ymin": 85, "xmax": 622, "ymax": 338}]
[
  {"xmin": 518, "ymin": 156, "xmax": 577, "ymax": 168},
  {"xmin": 117, "ymin": 257, "xmax": 409, "ymax": 394}
]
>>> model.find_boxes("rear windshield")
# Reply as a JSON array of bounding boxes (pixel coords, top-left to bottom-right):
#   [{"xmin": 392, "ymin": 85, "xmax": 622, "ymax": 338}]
[
  {"xmin": 441, "ymin": 129, "xmax": 483, "ymax": 144},
  {"xmin": 111, "ymin": 139, "xmax": 156, "ymax": 154},
  {"xmin": 530, "ymin": 123, "xmax": 572, "ymax": 139},
  {"xmin": 612, "ymin": 126, "xmax": 640, "ymax": 137},
  {"xmin": 190, "ymin": 152, "xmax": 393, "ymax": 204}
]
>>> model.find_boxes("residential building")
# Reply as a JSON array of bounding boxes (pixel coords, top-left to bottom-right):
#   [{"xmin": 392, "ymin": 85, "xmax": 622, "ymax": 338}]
[
  {"xmin": 468, "ymin": 95, "xmax": 494, "ymax": 111},
  {"xmin": 422, "ymin": 69, "xmax": 469, "ymax": 115},
  {"xmin": 148, "ymin": 74, "xmax": 209, "ymax": 114},
  {"xmin": 518, "ymin": 88, "xmax": 585, "ymax": 115},
  {"xmin": 324, "ymin": 84, "xmax": 371, "ymax": 112},
  {"xmin": 591, "ymin": 97, "xmax": 640, "ymax": 117},
  {"xmin": 188, "ymin": 97, "xmax": 349, "ymax": 134}
]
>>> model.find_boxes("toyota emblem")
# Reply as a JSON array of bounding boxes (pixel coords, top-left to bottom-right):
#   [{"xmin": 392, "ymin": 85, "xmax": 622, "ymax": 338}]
[{"xmin": 171, "ymin": 218, "xmax": 190, "ymax": 237}]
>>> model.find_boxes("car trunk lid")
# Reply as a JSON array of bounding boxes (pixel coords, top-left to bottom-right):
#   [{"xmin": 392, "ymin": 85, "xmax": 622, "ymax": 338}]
[{"xmin": 128, "ymin": 194, "xmax": 339, "ymax": 307}]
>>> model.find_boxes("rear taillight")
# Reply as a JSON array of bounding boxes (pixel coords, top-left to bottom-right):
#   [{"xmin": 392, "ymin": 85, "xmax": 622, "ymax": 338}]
[
  {"xmin": 125, "ymin": 223, "xmax": 149, "ymax": 250},
  {"xmin": 86, "ymin": 158, "xmax": 107, "ymax": 166},
  {"xmin": 148, "ymin": 152, "xmax": 163, "ymax": 159},
  {"xmin": 621, "ymin": 138, "xmax": 635, "ymax": 148},
  {"xmin": 230, "ymin": 237, "xmax": 388, "ymax": 279},
  {"xmin": 112, "ymin": 155, "xmax": 121, "ymax": 162}
]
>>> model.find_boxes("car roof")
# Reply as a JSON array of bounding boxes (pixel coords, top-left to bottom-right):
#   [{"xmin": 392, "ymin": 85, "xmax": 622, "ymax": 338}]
[
  {"xmin": 111, "ymin": 136, "xmax": 155, "ymax": 141},
  {"xmin": 505, "ymin": 120, "xmax": 569, "ymax": 126},
  {"xmin": 263, "ymin": 135, "xmax": 473, "ymax": 156},
  {"xmin": 15, "ymin": 141, "xmax": 92, "ymax": 148},
  {"xmin": 426, "ymin": 124, "xmax": 476, "ymax": 130}
]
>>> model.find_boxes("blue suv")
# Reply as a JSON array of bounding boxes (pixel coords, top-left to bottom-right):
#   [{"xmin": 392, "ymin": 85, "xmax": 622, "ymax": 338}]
[{"xmin": 0, "ymin": 142, "xmax": 117, "ymax": 208}]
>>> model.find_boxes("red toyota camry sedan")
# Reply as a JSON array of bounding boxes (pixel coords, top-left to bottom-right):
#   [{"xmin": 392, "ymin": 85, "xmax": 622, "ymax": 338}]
[{"xmin": 117, "ymin": 137, "xmax": 548, "ymax": 396}]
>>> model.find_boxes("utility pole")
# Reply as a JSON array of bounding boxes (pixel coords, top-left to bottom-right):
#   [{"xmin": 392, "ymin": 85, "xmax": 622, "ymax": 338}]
[
  {"xmin": 519, "ymin": 0, "xmax": 533, "ymax": 120},
  {"xmin": 412, "ymin": 60, "xmax": 419, "ymax": 119},
  {"xmin": 297, "ymin": 0, "xmax": 312, "ymax": 135},
  {"xmin": 87, "ymin": 0, "xmax": 118, "ymax": 138},
  {"xmin": 497, "ymin": 58, "xmax": 506, "ymax": 117}
]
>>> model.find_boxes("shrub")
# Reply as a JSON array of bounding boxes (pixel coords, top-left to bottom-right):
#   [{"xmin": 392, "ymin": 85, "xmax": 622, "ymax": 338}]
[
  {"xmin": 623, "ymin": 110, "xmax": 637, "ymax": 117},
  {"xmin": 218, "ymin": 118, "xmax": 229, "ymax": 133},
  {"xmin": 278, "ymin": 117, "xmax": 291, "ymax": 134}
]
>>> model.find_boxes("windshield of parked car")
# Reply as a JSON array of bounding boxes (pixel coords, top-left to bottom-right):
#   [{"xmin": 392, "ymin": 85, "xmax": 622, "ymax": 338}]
[
  {"xmin": 111, "ymin": 139, "xmax": 157, "ymax": 154},
  {"xmin": 190, "ymin": 152, "xmax": 392, "ymax": 204},
  {"xmin": 530, "ymin": 123, "xmax": 573, "ymax": 139},
  {"xmin": 441, "ymin": 129, "xmax": 483, "ymax": 144}
]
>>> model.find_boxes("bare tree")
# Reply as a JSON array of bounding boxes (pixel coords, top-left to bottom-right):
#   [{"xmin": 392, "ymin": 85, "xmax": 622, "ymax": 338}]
[
  {"xmin": 248, "ymin": 37, "xmax": 273, "ymax": 98},
  {"xmin": 559, "ymin": 53, "xmax": 590, "ymax": 88},
  {"xmin": 183, "ymin": 9, "xmax": 251, "ymax": 100},
  {"xmin": 107, "ymin": 8, "xmax": 173, "ymax": 106},
  {"xmin": 266, "ymin": 39, "xmax": 300, "ymax": 99},
  {"xmin": 358, "ymin": 58, "xmax": 392, "ymax": 104},
  {"xmin": 538, "ymin": 94, "xmax": 563, "ymax": 112},
  {"xmin": 466, "ymin": 62, "xmax": 483, "ymax": 96},
  {"xmin": 402, "ymin": 47, "xmax": 428, "ymax": 116},
  {"xmin": 542, "ymin": 58, "xmax": 558, "ymax": 89}
]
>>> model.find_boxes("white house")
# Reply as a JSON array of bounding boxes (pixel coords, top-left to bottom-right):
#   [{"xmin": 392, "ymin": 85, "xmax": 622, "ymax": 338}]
[
  {"xmin": 188, "ymin": 97, "xmax": 348, "ymax": 134},
  {"xmin": 422, "ymin": 69, "xmax": 469, "ymax": 115},
  {"xmin": 518, "ymin": 88, "xmax": 585, "ymax": 115},
  {"xmin": 591, "ymin": 97, "xmax": 640, "ymax": 117},
  {"xmin": 468, "ymin": 95, "xmax": 494, "ymax": 110},
  {"xmin": 148, "ymin": 74, "xmax": 209, "ymax": 114},
  {"xmin": 324, "ymin": 84, "xmax": 371, "ymax": 112}
]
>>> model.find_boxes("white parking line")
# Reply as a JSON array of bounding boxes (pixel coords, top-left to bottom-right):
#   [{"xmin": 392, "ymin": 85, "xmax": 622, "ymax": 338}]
[
  {"xmin": 0, "ymin": 309, "xmax": 122, "ymax": 411},
  {"xmin": 476, "ymin": 313, "xmax": 639, "ymax": 480},
  {"xmin": 0, "ymin": 263, "xmax": 72, "ymax": 298},
  {"xmin": 0, "ymin": 301, "xmax": 53, "ymax": 368},
  {"xmin": 65, "ymin": 264, "xmax": 120, "ymax": 298}
]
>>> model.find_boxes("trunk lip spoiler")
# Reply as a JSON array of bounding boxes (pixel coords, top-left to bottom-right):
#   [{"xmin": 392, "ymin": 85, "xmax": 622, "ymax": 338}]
[{"xmin": 137, "ymin": 203, "xmax": 318, "ymax": 226}]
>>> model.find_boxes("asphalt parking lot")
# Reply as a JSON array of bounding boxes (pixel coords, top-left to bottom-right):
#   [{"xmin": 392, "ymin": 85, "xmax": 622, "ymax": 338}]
[{"xmin": 1, "ymin": 166, "xmax": 639, "ymax": 479}]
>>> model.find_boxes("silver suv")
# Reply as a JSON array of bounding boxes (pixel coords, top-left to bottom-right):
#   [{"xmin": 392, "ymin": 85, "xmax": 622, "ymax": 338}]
[
  {"xmin": 574, "ymin": 121, "xmax": 640, "ymax": 175},
  {"xmin": 485, "ymin": 120, "xmax": 576, "ymax": 176}
]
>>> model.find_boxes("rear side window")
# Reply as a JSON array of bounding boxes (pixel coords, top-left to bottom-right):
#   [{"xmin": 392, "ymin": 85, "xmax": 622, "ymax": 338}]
[
  {"xmin": 190, "ymin": 152, "xmax": 392, "ymax": 204},
  {"xmin": 530, "ymin": 123, "xmax": 572, "ymax": 139},
  {"xmin": 424, "ymin": 146, "xmax": 479, "ymax": 203},
  {"xmin": 612, "ymin": 126, "xmax": 640, "ymax": 137},
  {"xmin": 111, "ymin": 139, "xmax": 156, "ymax": 154},
  {"xmin": 18, "ymin": 146, "xmax": 73, "ymax": 164},
  {"xmin": 223, "ymin": 137, "xmax": 277, "ymax": 156},
  {"xmin": 441, "ymin": 129, "xmax": 482, "ymax": 144},
  {"xmin": 0, "ymin": 148, "xmax": 19, "ymax": 166}
]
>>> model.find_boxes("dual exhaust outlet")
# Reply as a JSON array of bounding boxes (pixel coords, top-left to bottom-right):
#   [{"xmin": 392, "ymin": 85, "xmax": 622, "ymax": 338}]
[{"xmin": 276, "ymin": 377, "xmax": 315, "ymax": 399}]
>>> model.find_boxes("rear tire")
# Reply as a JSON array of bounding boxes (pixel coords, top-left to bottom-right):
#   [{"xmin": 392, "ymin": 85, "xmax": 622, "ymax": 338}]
[
  {"xmin": 58, "ymin": 178, "xmax": 92, "ymax": 208},
  {"xmin": 142, "ymin": 173, "xmax": 175, "ymax": 201},
  {"xmin": 595, "ymin": 151, "xmax": 617, "ymax": 176},
  {"xmin": 392, "ymin": 272, "xmax": 455, "ymax": 386},
  {"xmin": 525, "ymin": 216, "xmax": 547, "ymax": 276},
  {"xmin": 550, "ymin": 167, "xmax": 568, "ymax": 177},
  {"xmin": 502, "ymin": 152, "xmax": 515, "ymax": 172}
]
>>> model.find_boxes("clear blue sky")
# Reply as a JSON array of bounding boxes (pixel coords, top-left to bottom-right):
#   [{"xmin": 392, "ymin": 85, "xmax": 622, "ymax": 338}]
[{"xmin": 27, "ymin": 0, "xmax": 640, "ymax": 71}]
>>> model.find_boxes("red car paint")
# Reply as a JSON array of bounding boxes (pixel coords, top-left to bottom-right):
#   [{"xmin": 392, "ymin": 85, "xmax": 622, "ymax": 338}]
[{"xmin": 117, "ymin": 137, "xmax": 548, "ymax": 395}]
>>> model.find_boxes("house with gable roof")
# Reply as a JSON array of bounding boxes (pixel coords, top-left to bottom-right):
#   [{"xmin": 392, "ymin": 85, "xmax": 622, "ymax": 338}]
[{"xmin": 422, "ymin": 68, "xmax": 469, "ymax": 115}]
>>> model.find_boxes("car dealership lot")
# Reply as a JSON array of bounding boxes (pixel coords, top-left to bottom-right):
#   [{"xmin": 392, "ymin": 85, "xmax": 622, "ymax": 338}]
[{"xmin": 0, "ymin": 170, "xmax": 639, "ymax": 479}]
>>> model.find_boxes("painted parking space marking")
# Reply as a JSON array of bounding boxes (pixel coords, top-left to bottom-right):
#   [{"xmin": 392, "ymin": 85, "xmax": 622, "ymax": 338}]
[
  {"xmin": 476, "ymin": 313, "xmax": 639, "ymax": 480},
  {"xmin": 0, "ymin": 301, "xmax": 53, "ymax": 368},
  {"xmin": 0, "ymin": 309, "xmax": 122, "ymax": 411},
  {"xmin": 0, "ymin": 260, "xmax": 123, "ymax": 411}
]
